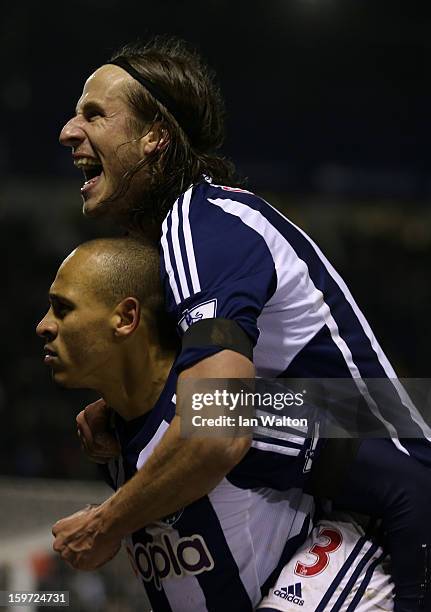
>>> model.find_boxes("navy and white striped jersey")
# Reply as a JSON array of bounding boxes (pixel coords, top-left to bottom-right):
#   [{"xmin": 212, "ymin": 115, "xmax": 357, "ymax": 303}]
[
  {"xmin": 160, "ymin": 179, "xmax": 431, "ymax": 463},
  {"xmin": 258, "ymin": 518, "xmax": 394, "ymax": 611},
  {"xmin": 106, "ymin": 368, "xmax": 314, "ymax": 612}
]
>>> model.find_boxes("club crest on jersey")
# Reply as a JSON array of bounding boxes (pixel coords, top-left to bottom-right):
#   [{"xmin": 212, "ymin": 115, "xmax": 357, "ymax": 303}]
[
  {"xmin": 127, "ymin": 534, "xmax": 214, "ymax": 590},
  {"xmin": 178, "ymin": 299, "xmax": 217, "ymax": 332},
  {"xmin": 273, "ymin": 583, "xmax": 304, "ymax": 606}
]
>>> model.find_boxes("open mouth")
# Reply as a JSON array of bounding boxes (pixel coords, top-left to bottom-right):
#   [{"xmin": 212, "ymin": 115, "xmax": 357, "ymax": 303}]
[
  {"xmin": 74, "ymin": 157, "xmax": 104, "ymax": 193},
  {"xmin": 44, "ymin": 347, "xmax": 58, "ymax": 364}
]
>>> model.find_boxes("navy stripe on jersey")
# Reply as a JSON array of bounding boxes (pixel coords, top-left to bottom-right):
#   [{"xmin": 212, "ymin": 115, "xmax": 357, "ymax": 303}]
[
  {"xmin": 345, "ymin": 552, "xmax": 386, "ymax": 611},
  {"xmin": 227, "ymin": 445, "xmax": 317, "ymax": 491},
  {"xmin": 170, "ymin": 196, "xmax": 190, "ymax": 300},
  {"xmin": 330, "ymin": 542, "xmax": 379, "ymax": 611},
  {"xmin": 205, "ymin": 186, "xmax": 431, "ymax": 445},
  {"xmin": 161, "ymin": 210, "xmax": 184, "ymax": 303},
  {"xmin": 163, "ymin": 184, "xmax": 277, "ymax": 342},
  {"xmin": 172, "ymin": 195, "xmax": 203, "ymax": 301},
  {"xmin": 207, "ymin": 185, "xmax": 386, "ymax": 379},
  {"xmin": 313, "ymin": 535, "xmax": 369, "ymax": 612},
  {"xmin": 115, "ymin": 370, "xmax": 177, "ymax": 457},
  {"xmin": 282, "ymin": 324, "xmax": 353, "ymax": 378},
  {"xmin": 178, "ymin": 184, "xmax": 202, "ymax": 296},
  {"xmin": 204, "ymin": 187, "xmax": 384, "ymax": 376},
  {"xmin": 176, "ymin": 196, "xmax": 195, "ymax": 298},
  {"xmin": 204, "ymin": 189, "xmax": 377, "ymax": 374},
  {"xmin": 141, "ymin": 572, "xmax": 174, "ymax": 612},
  {"xmin": 127, "ymin": 526, "xmax": 176, "ymax": 612},
  {"xmin": 260, "ymin": 514, "xmax": 311, "ymax": 597},
  {"xmin": 401, "ymin": 438, "xmax": 431, "ymax": 468},
  {"xmin": 175, "ymin": 496, "xmax": 253, "ymax": 612}
]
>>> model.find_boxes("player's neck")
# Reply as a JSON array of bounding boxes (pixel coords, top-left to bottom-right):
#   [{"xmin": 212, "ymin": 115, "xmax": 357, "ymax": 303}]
[{"xmin": 100, "ymin": 345, "xmax": 175, "ymax": 421}]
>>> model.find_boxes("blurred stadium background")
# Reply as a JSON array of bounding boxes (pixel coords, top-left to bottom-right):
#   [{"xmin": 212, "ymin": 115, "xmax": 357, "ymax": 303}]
[{"xmin": 0, "ymin": 0, "xmax": 429, "ymax": 609}]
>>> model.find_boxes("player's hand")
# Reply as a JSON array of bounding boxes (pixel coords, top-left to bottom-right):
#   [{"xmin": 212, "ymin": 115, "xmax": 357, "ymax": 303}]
[
  {"xmin": 76, "ymin": 398, "xmax": 120, "ymax": 464},
  {"xmin": 52, "ymin": 505, "xmax": 121, "ymax": 571}
]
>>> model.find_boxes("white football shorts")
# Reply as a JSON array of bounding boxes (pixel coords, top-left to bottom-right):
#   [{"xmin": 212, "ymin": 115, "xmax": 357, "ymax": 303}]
[{"xmin": 257, "ymin": 519, "xmax": 394, "ymax": 611}]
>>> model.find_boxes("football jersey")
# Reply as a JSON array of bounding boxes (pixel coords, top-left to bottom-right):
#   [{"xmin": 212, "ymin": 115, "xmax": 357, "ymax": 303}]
[
  {"xmin": 105, "ymin": 367, "xmax": 315, "ymax": 612},
  {"xmin": 160, "ymin": 179, "xmax": 431, "ymax": 464},
  {"xmin": 258, "ymin": 518, "xmax": 394, "ymax": 611}
]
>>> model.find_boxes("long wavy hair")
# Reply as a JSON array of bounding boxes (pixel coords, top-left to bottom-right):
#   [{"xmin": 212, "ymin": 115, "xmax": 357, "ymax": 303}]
[{"xmin": 106, "ymin": 37, "xmax": 244, "ymax": 233}]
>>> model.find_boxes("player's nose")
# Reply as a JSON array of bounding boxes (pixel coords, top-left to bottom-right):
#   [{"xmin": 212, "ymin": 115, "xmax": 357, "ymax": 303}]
[
  {"xmin": 36, "ymin": 312, "xmax": 58, "ymax": 340},
  {"xmin": 59, "ymin": 115, "xmax": 86, "ymax": 148}
]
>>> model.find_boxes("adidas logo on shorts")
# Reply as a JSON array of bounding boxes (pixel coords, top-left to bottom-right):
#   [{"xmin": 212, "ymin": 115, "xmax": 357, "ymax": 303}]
[{"xmin": 273, "ymin": 583, "xmax": 304, "ymax": 606}]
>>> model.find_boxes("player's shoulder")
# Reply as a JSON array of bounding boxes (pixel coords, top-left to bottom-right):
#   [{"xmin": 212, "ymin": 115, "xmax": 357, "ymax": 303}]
[
  {"xmin": 192, "ymin": 178, "xmax": 267, "ymax": 210},
  {"xmin": 161, "ymin": 177, "xmax": 272, "ymax": 232},
  {"xmin": 161, "ymin": 179, "xmax": 280, "ymax": 280},
  {"xmin": 178, "ymin": 178, "xmax": 272, "ymax": 239}
]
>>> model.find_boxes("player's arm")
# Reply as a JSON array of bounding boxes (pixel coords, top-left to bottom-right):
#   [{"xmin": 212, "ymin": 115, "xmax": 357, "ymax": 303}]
[
  {"xmin": 101, "ymin": 349, "xmax": 253, "ymax": 534},
  {"xmin": 52, "ymin": 349, "xmax": 253, "ymax": 569}
]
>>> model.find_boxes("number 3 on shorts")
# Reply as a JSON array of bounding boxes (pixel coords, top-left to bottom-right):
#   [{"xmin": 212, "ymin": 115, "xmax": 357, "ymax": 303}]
[{"xmin": 295, "ymin": 527, "xmax": 343, "ymax": 577}]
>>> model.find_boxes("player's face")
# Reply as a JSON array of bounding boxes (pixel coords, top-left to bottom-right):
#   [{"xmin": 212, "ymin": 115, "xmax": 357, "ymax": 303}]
[
  {"xmin": 36, "ymin": 251, "xmax": 114, "ymax": 389},
  {"xmin": 59, "ymin": 65, "xmax": 151, "ymax": 219}
]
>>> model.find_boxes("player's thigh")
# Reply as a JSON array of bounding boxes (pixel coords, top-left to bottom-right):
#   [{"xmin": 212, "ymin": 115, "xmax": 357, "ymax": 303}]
[{"xmin": 257, "ymin": 519, "xmax": 394, "ymax": 611}]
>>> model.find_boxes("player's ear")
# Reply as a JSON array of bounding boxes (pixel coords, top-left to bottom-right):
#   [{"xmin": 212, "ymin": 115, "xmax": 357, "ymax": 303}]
[
  {"xmin": 140, "ymin": 122, "xmax": 170, "ymax": 156},
  {"xmin": 111, "ymin": 297, "xmax": 141, "ymax": 338}
]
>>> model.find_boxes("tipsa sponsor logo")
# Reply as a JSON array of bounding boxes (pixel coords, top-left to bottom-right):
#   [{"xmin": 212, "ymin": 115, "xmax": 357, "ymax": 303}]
[
  {"xmin": 273, "ymin": 583, "xmax": 304, "ymax": 606},
  {"xmin": 126, "ymin": 534, "xmax": 214, "ymax": 590}
]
